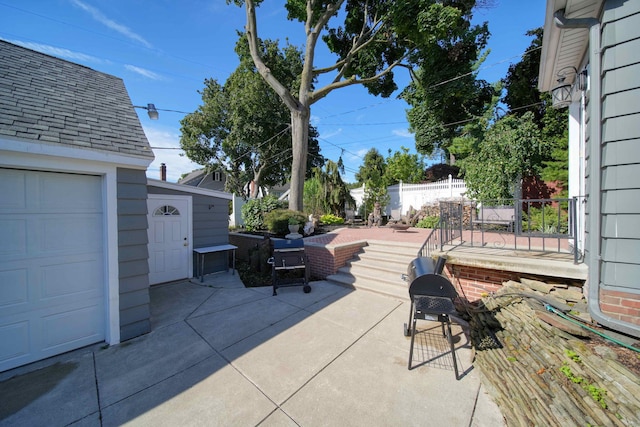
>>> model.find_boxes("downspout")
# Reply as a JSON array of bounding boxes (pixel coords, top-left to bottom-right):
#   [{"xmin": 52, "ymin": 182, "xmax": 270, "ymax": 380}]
[{"xmin": 555, "ymin": 9, "xmax": 637, "ymax": 337}]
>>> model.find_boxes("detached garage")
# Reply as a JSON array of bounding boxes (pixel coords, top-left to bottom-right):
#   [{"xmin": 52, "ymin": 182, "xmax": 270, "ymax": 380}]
[{"xmin": 0, "ymin": 41, "xmax": 154, "ymax": 371}]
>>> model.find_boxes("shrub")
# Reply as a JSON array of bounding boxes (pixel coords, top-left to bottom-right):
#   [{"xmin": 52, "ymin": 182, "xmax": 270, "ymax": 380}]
[
  {"xmin": 264, "ymin": 209, "xmax": 306, "ymax": 235},
  {"xmin": 319, "ymin": 213, "xmax": 344, "ymax": 225},
  {"xmin": 415, "ymin": 216, "xmax": 440, "ymax": 229},
  {"xmin": 241, "ymin": 196, "xmax": 284, "ymax": 231},
  {"xmin": 522, "ymin": 206, "xmax": 568, "ymax": 234}
]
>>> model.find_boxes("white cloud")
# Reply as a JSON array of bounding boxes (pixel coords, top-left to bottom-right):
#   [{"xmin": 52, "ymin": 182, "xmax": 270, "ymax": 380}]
[
  {"xmin": 392, "ymin": 128, "xmax": 413, "ymax": 138},
  {"xmin": 321, "ymin": 128, "xmax": 343, "ymax": 139},
  {"xmin": 124, "ymin": 64, "xmax": 163, "ymax": 80},
  {"xmin": 2, "ymin": 38, "xmax": 107, "ymax": 64},
  {"xmin": 71, "ymin": 0, "xmax": 152, "ymax": 48},
  {"xmin": 142, "ymin": 126, "xmax": 201, "ymax": 183}
]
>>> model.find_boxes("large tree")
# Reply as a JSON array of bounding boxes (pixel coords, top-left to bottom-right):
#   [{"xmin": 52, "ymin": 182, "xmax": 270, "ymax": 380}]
[
  {"xmin": 503, "ymin": 27, "xmax": 569, "ymax": 194},
  {"xmin": 402, "ymin": 26, "xmax": 496, "ymax": 161},
  {"xmin": 180, "ymin": 35, "xmax": 323, "ymax": 198},
  {"xmin": 459, "ymin": 111, "xmax": 549, "ymax": 200},
  {"xmin": 229, "ymin": 0, "xmax": 490, "ymax": 211}
]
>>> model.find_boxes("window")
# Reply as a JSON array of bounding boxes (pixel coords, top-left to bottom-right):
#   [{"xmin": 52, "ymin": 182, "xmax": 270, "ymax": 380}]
[
  {"xmin": 153, "ymin": 205, "xmax": 180, "ymax": 216},
  {"xmin": 214, "ymin": 171, "xmax": 222, "ymax": 182}
]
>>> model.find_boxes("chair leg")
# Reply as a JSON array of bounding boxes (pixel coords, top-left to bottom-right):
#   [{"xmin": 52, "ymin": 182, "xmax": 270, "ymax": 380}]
[
  {"xmin": 408, "ymin": 318, "xmax": 417, "ymax": 370},
  {"xmin": 446, "ymin": 320, "xmax": 459, "ymax": 379}
]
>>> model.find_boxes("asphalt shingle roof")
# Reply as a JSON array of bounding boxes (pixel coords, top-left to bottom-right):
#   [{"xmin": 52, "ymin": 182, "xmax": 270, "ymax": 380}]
[{"xmin": 0, "ymin": 40, "xmax": 153, "ymax": 159}]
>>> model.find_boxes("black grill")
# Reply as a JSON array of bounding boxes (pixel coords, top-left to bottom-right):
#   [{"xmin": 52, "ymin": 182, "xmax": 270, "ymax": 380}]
[
  {"xmin": 268, "ymin": 239, "xmax": 311, "ymax": 296},
  {"xmin": 402, "ymin": 256, "xmax": 461, "ymax": 378}
]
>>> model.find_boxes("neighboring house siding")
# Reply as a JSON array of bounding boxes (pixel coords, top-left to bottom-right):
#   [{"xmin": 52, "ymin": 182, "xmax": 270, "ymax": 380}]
[
  {"xmin": 147, "ymin": 186, "xmax": 230, "ymax": 274},
  {"xmin": 598, "ymin": 1, "xmax": 640, "ymax": 325},
  {"xmin": 118, "ymin": 168, "xmax": 151, "ymax": 340}
]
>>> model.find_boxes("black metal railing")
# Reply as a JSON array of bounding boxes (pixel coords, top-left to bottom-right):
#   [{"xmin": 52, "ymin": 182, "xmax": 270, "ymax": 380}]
[
  {"xmin": 417, "ymin": 219, "xmax": 440, "ymax": 259},
  {"xmin": 418, "ymin": 198, "xmax": 580, "ymax": 264}
]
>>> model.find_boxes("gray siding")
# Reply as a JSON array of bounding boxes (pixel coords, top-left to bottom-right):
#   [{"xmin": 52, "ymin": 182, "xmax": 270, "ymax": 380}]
[
  {"xmin": 147, "ymin": 186, "xmax": 230, "ymax": 275},
  {"xmin": 599, "ymin": 1, "xmax": 640, "ymax": 293},
  {"xmin": 118, "ymin": 168, "xmax": 151, "ymax": 340}
]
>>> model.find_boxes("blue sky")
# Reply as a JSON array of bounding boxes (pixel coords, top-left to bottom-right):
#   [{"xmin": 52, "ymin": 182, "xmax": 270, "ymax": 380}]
[{"xmin": 1, "ymin": 0, "xmax": 546, "ymax": 183}]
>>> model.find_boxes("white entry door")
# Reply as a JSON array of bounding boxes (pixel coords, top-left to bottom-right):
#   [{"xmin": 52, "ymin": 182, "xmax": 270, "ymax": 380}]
[{"xmin": 147, "ymin": 195, "xmax": 192, "ymax": 285}]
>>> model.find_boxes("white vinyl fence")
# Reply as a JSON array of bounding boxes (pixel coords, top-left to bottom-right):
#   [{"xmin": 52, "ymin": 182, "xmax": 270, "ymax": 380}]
[{"xmin": 350, "ymin": 175, "xmax": 467, "ymax": 216}]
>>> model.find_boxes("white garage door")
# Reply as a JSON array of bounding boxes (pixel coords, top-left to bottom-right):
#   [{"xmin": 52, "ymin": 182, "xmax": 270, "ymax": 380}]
[{"xmin": 0, "ymin": 168, "xmax": 106, "ymax": 372}]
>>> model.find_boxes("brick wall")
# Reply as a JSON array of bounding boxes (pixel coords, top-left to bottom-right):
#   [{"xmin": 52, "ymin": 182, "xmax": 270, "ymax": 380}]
[
  {"xmin": 305, "ymin": 242, "xmax": 365, "ymax": 280},
  {"xmin": 443, "ymin": 264, "xmax": 521, "ymax": 301},
  {"xmin": 599, "ymin": 289, "xmax": 640, "ymax": 327}
]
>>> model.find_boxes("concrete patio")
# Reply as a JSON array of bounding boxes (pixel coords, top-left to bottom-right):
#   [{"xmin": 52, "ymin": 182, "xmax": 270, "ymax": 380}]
[{"xmin": 0, "ymin": 271, "xmax": 504, "ymax": 426}]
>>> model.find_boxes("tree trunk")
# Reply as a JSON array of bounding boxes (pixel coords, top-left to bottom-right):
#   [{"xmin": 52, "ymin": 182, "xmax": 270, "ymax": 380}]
[{"xmin": 289, "ymin": 107, "xmax": 309, "ymax": 211}]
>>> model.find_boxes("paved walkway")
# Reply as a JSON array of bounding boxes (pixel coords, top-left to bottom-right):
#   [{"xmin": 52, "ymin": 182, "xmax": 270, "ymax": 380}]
[{"xmin": 0, "ymin": 272, "xmax": 504, "ymax": 426}]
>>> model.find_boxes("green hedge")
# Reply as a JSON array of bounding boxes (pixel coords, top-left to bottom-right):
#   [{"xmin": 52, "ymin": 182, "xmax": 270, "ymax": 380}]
[
  {"xmin": 240, "ymin": 196, "xmax": 284, "ymax": 231},
  {"xmin": 264, "ymin": 209, "xmax": 307, "ymax": 235}
]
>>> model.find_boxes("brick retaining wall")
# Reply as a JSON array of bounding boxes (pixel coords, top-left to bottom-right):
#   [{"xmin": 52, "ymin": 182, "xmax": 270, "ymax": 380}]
[{"xmin": 305, "ymin": 242, "xmax": 365, "ymax": 279}]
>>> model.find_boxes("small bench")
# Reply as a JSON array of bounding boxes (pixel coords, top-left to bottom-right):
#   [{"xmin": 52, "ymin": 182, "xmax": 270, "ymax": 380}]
[
  {"xmin": 473, "ymin": 206, "xmax": 515, "ymax": 231},
  {"xmin": 194, "ymin": 244, "xmax": 237, "ymax": 282}
]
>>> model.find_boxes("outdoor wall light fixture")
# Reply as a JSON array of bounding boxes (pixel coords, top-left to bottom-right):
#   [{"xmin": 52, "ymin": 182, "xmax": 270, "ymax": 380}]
[
  {"xmin": 133, "ymin": 103, "xmax": 159, "ymax": 120},
  {"xmin": 551, "ymin": 66, "xmax": 588, "ymax": 109}
]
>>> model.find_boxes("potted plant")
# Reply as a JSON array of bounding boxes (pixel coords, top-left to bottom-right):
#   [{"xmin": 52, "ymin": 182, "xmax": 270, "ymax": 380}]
[{"xmin": 288, "ymin": 217, "xmax": 300, "ymax": 234}]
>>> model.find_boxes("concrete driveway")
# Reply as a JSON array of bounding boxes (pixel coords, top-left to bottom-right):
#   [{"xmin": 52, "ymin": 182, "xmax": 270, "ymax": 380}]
[{"xmin": 0, "ymin": 272, "xmax": 504, "ymax": 426}]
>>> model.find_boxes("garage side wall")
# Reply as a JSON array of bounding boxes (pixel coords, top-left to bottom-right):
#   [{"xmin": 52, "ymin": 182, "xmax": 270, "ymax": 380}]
[
  {"xmin": 147, "ymin": 186, "xmax": 230, "ymax": 275},
  {"xmin": 117, "ymin": 168, "xmax": 151, "ymax": 340},
  {"xmin": 597, "ymin": 1, "xmax": 640, "ymax": 331}
]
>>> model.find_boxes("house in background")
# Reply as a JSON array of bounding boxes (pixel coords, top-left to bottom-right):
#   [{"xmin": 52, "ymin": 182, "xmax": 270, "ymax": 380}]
[
  {"xmin": 178, "ymin": 168, "xmax": 226, "ymax": 192},
  {"xmin": 538, "ymin": 0, "xmax": 640, "ymax": 337},
  {"xmin": 0, "ymin": 40, "xmax": 233, "ymax": 372}
]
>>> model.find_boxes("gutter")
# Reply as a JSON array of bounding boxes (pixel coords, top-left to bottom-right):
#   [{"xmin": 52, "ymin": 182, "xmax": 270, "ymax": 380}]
[{"xmin": 555, "ymin": 9, "xmax": 639, "ymax": 338}]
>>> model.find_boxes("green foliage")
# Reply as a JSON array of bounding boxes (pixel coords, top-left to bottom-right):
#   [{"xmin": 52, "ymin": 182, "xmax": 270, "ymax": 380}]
[
  {"xmin": 502, "ymin": 28, "xmax": 569, "ymax": 196},
  {"xmin": 560, "ymin": 357, "xmax": 608, "ymax": 409},
  {"xmin": 264, "ymin": 209, "xmax": 306, "ymax": 235},
  {"xmin": 240, "ymin": 196, "xmax": 284, "ymax": 231},
  {"xmin": 303, "ymin": 177, "xmax": 324, "ymax": 217},
  {"xmin": 180, "ymin": 34, "xmax": 323, "ymax": 197},
  {"xmin": 315, "ymin": 160, "xmax": 354, "ymax": 216},
  {"xmin": 355, "ymin": 148, "xmax": 386, "ymax": 186},
  {"xmin": 415, "ymin": 216, "xmax": 440, "ymax": 229},
  {"xmin": 319, "ymin": 214, "xmax": 344, "ymax": 225},
  {"xmin": 360, "ymin": 185, "xmax": 390, "ymax": 218},
  {"xmin": 383, "ymin": 146, "xmax": 425, "ymax": 185},
  {"xmin": 459, "ymin": 112, "xmax": 548, "ymax": 200},
  {"xmin": 522, "ymin": 206, "xmax": 569, "ymax": 234}
]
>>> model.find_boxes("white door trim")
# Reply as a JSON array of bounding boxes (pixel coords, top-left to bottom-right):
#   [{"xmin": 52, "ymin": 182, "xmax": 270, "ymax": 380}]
[{"xmin": 147, "ymin": 194, "xmax": 193, "ymax": 284}]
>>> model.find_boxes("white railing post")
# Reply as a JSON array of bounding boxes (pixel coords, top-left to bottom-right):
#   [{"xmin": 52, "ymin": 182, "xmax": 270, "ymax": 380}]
[{"xmin": 448, "ymin": 174, "xmax": 453, "ymax": 198}]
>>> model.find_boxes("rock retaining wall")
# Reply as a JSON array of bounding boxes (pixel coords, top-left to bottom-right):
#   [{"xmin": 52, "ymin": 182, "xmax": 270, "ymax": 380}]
[{"xmin": 469, "ymin": 279, "xmax": 640, "ymax": 426}]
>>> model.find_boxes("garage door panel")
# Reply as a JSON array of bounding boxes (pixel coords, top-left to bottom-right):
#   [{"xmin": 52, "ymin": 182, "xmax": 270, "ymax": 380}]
[
  {"xmin": 39, "ymin": 173, "xmax": 102, "ymax": 212},
  {"xmin": 40, "ymin": 258, "xmax": 103, "ymax": 300},
  {"xmin": 42, "ymin": 303, "xmax": 103, "ymax": 351},
  {"xmin": 41, "ymin": 215, "xmax": 103, "ymax": 254},
  {"xmin": 0, "ymin": 268, "xmax": 28, "ymax": 308},
  {"xmin": 0, "ymin": 321, "xmax": 30, "ymax": 363},
  {"xmin": 0, "ymin": 218, "xmax": 27, "ymax": 256},
  {"xmin": 0, "ymin": 170, "xmax": 27, "ymax": 211}
]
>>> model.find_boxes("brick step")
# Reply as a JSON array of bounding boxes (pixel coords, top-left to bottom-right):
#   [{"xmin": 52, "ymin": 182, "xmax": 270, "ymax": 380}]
[
  {"xmin": 354, "ymin": 250, "xmax": 417, "ymax": 266},
  {"xmin": 361, "ymin": 241, "xmax": 422, "ymax": 259}
]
